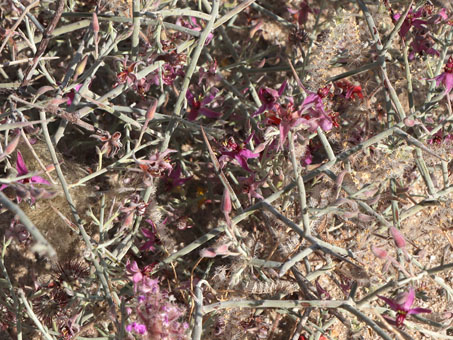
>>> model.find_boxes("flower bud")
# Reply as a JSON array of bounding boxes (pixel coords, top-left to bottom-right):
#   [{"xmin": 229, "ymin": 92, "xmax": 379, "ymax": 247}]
[
  {"xmin": 92, "ymin": 12, "xmax": 99, "ymax": 33},
  {"xmin": 221, "ymin": 187, "xmax": 232, "ymax": 215},
  {"xmin": 371, "ymin": 245, "xmax": 388, "ymax": 259},
  {"xmin": 390, "ymin": 227, "xmax": 406, "ymax": 249}
]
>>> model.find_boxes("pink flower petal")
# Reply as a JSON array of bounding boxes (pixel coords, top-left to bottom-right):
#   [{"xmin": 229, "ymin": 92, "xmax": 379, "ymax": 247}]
[
  {"xmin": 16, "ymin": 151, "xmax": 28, "ymax": 175},
  {"xmin": 402, "ymin": 288, "xmax": 415, "ymax": 311},
  {"xmin": 30, "ymin": 175, "xmax": 50, "ymax": 185}
]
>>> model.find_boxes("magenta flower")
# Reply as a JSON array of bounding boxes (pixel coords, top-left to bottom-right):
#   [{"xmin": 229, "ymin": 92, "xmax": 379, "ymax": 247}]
[
  {"xmin": 139, "ymin": 227, "xmax": 156, "ymax": 252},
  {"xmin": 149, "ymin": 61, "xmax": 185, "ymax": 86},
  {"xmin": 1, "ymin": 151, "xmax": 50, "ymax": 203},
  {"xmin": 126, "ymin": 322, "xmax": 147, "ymax": 335},
  {"xmin": 409, "ymin": 34, "xmax": 439, "ymax": 60},
  {"xmin": 198, "ymin": 59, "xmax": 221, "ymax": 87},
  {"xmin": 125, "ymin": 260, "xmax": 159, "ymax": 294},
  {"xmin": 66, "ymin": 83, "xmax": 83, "ymax": 106},
  {"xmin": 90, "ymin": 131, "xmax": 123, "ymax": 158},
  {"xmin": 393, "ymin": 8, "xmax": 427, "ymax": 38},
  {"xmin": 254, "ymin": 81, "xmax": 287, "ymax": 116},
  {"xmin": 134, "ymin": 149, "xmax": 176, "ymax": 185},
  {"xmin": 301, "ymin": 146, "xmax": 313, "ymax": 166},
  {"xmin": 114, "ymin": 58, "xmax": 139, "ymax": 87},
  {"xmin": 428, "ymin": 129, "xmax": 453, "ymax": 144},
  {"xmin": 288, "ymin": 1, "xmax": 316, "ymax": 26},
  {"xmin": 433, "ymin": 56, "xmax": 453, "ymax": 96},
  {"xmin": 264, "ymin": 98, "xmax": 307, "ymax": 149},
  {"xmin": 186, "ymin": 88, "xmax": 222, "ymax": 121},
  {"xmin": 164, "ymin": 164, "xmax": 192, "ymax": 191},
  {"xmin": 431, "ymin": 8, "xmax": 448, "ymax": 24},
  {"xmin": 299, "ymin": 92, "xmax": 333, "ymax": 132},
  {"xmin": 378, "ymin": 288, "xmax": 431, "ymax": 327},
  {"xmin": 335, "ymin": 80, "xmax": 364, "ymax": 100},
  {"xmin": 125, "ymin": 260, "xmax": 188, "ymax": 339},
  {"xmin": 261, "ymin": 91, "xmax": 332, "ymax": 149},
  {"xmin": 126, "ymin": 260, "xmax": 143, "ymax": 285},
  {"xmin": 239, "ymin": 174, "xmax": 266, "ymax": 203},
  {"xmin": 177, "ymin": 17, "xmax": 214, "ymax": 45},
  {"xmin": 219, "ymin": 135, "xmax": 260, "ymax": 172}
]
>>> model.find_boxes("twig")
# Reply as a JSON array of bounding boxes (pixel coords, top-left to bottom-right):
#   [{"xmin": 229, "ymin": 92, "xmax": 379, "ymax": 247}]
[
  {"xmin": 132, "ymin": 0, "xmax": 141, "ymax": 59},
  {"xmin": 203, "ymin": 299, "xmax": 351, "ymax": 314},
  {"xmin": 260, "ymin": 201, "xmax": 351, "ymax": 258},
  {"xmin": 0, "ymin": 0, "xmax": 40, "ymax": 55},
  {"xmin": 213, "ymin": 0, "xmax": 256, "ymax": 28},
  {"xmin": 160, "ymin": 0, "xmax": 219, "ymax": 151},
  {"xmin": 288, "ymin": 131, "xmax": 311, "ymax": 236},
  {"xmin": 22, "ymin": 0, "xmax": 66, "ymax": 86},
  {"xmin": 0, "ymin": 240, "xmax": 22, "ymax": 340},
  {"xmin": 279, "ymin": 246, "xmax": 316, "ymax": 277},
  {"xmin": 341, "ymin": 304, "xmax": 393, "ymax": 340},
  {"xmin": 356, "ymin": 0, "xmax": 406, "ymax": 121},
  {"xmin": 381, "ymin": 1, "xmax": 413, "ymax": 53},
  {"xmin": 18, "ymin": 289, "xmax": 56, "ymax": 340},
  {"xmin": 191, "ymin": 280, "xmax": 209, "ymax": 340},
  {"xmin": 200, "ymin": 127, "xmax": 242, "ymax": 211}
]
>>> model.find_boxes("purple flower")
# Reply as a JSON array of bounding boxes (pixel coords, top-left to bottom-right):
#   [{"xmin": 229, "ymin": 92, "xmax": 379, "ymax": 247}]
[
  {"xmin": 427, "ymin": 6, "xmax": 449, "ymax": 25},
  {"xmin": 433, "ymin": 56, "xmax": 453, "ymax": 96},
  {"xmin": 261, "ymin": 91, "xmax": 332, "ymax": 149},
  {"xmin": 126, "ymin": 260, "xmax": 159, "ymax": 294},
  {"xmin": 139, "ymin": 276, "xmax": 160, "ymax": 294},
  {"xmin": 139, "ymin": 227, "xmax": 156, "ymax": 252},
  {"xmin": 378, "ymin": 288, "xmax": 431, "ymax": 327},
  {"xmin": 266, "ymin": 99, "xmax": 307, "ymax": 149},
  {"xmin": 254, "ymin": 81, "xmax": 287, "ymax": 116},
  {"xmin": 164, "ymin": 164, "xmax": 192, "ymax": 191},
  {"xmin": 177, "ymin": 17, "xmax": 214, "ymax": 45},
  {"xmin": 186, "ymin": 88, "xmax": 222, "ymax": 121},
  {"xmin": 409, "ymin": 33, "xmax": 439, "ymax": 60},
  {"xmin": 126, "ymin": 322, "xmax": 147, "ymax": 335},
  {"xmin": 277, "ymin": 100, "xmax": 304, "ymax": 149},
  {"xmin": 219, "ymin": 135, "xmax": 260, "ymax": 172},
  {"xmin": 1, "ymin": 151, "xmax": 50, "ymax": 203}
]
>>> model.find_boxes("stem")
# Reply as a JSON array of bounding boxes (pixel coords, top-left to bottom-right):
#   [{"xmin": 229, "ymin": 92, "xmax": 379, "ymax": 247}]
[{"xmin": 160, "ymin": 0, "xmax": 219, "ymax": 152}]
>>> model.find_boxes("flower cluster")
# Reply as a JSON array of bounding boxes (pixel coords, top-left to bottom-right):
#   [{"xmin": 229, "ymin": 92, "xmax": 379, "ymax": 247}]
[
  {"xmin": 218, "ymin": 135, "xmax": 260, "ymax": 172},
  {"xmin": 125, "ymin": 261, "xmax": 189, "ymax": 340},
  {"xmin": 254, "ymin": 82, "xmax": 333, "ymax": 150},
  {"xmin": 392, "ymin": 5, "xmax": 448, "ymax": 60}
]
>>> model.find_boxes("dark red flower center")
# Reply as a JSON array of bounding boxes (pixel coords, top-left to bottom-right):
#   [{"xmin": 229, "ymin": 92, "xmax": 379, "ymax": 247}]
[
  {"xmin": 396, "ymin": 310, "xmax": 408, "ymax": 327},
  {"xmin": 262, "ymin": 90, "xmax": 275, "ymax": 104},
  {"xmin": 445, "ymin": 57, "xmax": 453, "ymax": 73}
]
